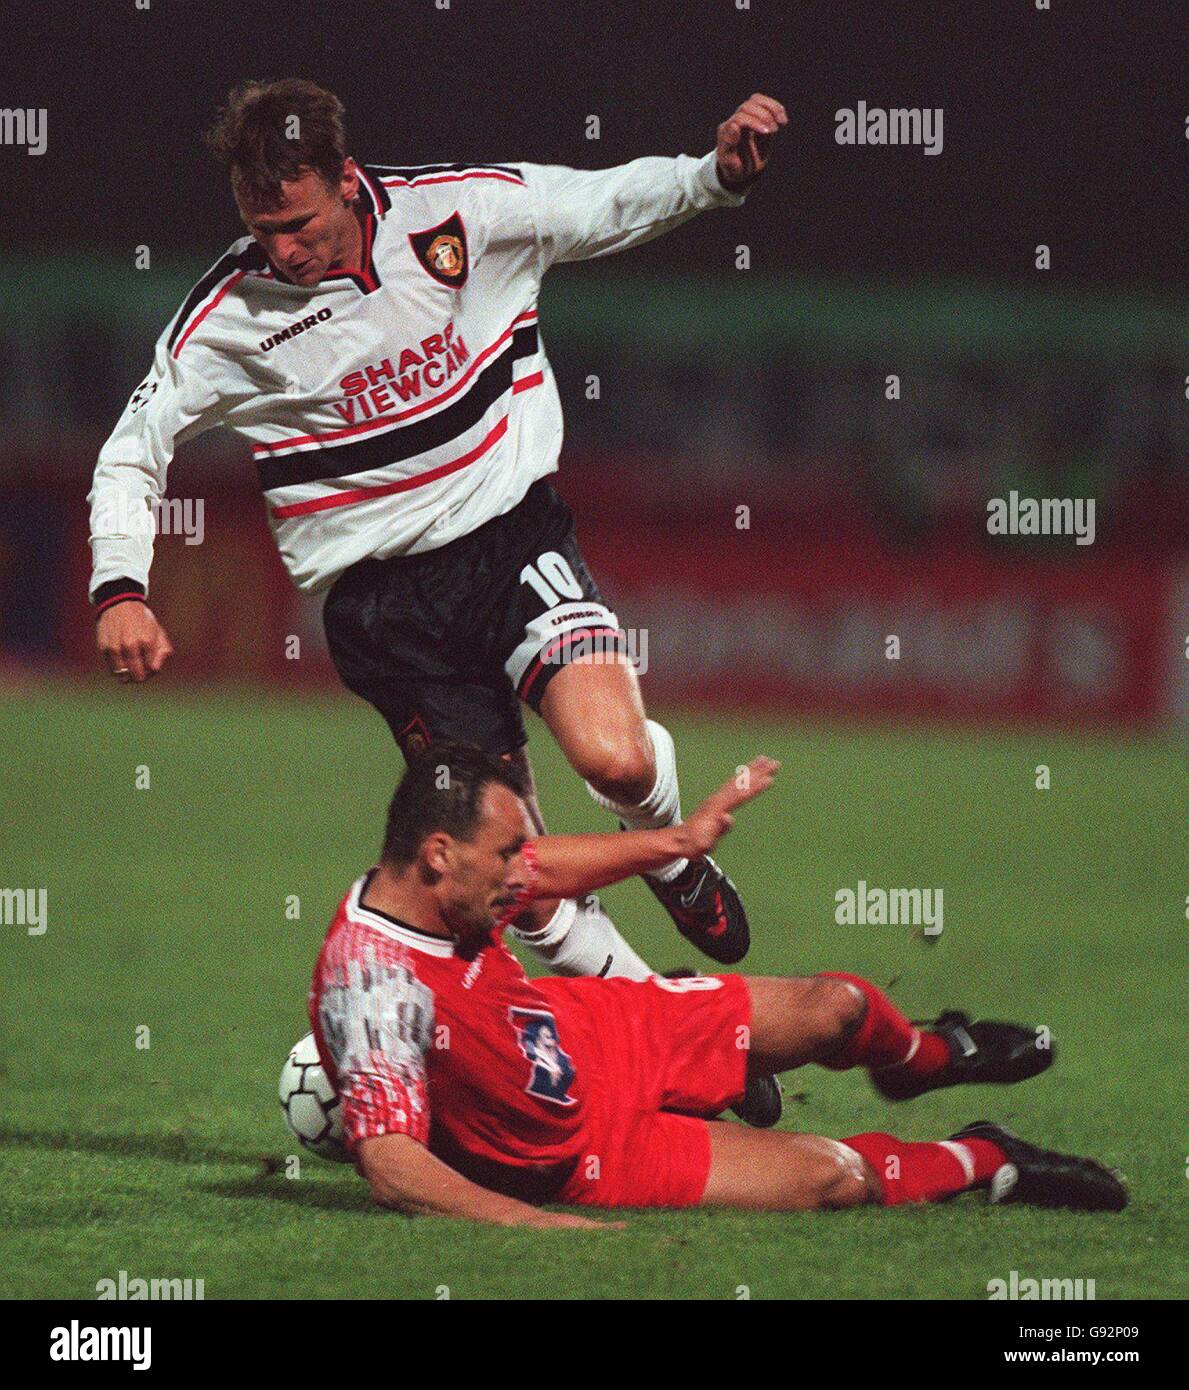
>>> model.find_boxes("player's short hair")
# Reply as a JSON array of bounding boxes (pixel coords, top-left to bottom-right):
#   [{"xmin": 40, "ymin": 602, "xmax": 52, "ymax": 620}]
[
  {"xmin": 204, "ymin": 78, "xmax": 349, "ymax": 209},
  {"xmin": 381, "ymin": 743, "xmax": 529, "ymax": 869}
]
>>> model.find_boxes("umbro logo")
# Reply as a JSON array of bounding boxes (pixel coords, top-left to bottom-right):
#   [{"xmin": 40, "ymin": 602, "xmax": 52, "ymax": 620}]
[{"xmin": 260, "ymin": 306, "xmax": 333, "ymax": 353}]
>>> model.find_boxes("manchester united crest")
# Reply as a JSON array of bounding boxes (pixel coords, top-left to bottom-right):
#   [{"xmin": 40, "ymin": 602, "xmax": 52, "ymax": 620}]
[{"xmin": 408, "ymin": 212, "xmax": 469, "ymax": 288}]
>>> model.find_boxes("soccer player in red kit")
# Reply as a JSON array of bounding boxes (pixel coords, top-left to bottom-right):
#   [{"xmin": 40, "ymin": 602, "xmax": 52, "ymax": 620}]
[{"xmin": 309, "ymin": 745, "xmax": 1127, "ymax": 1224}]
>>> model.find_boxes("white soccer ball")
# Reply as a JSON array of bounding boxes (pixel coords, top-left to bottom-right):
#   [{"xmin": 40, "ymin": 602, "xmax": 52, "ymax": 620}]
[{"xmin": 278, "ymin": 1033, "xmax": 350, "ymax": 1163}]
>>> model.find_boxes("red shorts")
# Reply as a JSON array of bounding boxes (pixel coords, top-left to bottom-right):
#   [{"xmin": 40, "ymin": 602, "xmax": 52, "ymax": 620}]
[{"xmin": 536, "ymin": 972, "xmax": 752, "ymax": 1209}]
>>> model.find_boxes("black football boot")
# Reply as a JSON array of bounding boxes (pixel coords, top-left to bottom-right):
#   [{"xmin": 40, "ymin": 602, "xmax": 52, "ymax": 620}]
[
  {"xmin": 951, "ymin": 1121, "xmax": 1128, "ymax": 1211},
  {"xmin": 731, "ymin": 1072, "xmax": 784, "ymax": 1129},
  {"xmin": 647, "ymin": 855, "xmax": 750, "ymax": 965},
  {"xmin": 872, "ymin": 1010, "xmax": 1053, "ymax": 1101}
]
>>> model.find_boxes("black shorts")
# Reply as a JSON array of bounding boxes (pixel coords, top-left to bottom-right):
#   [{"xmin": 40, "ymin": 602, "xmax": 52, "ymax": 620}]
[{"xmin": 323, "ymin": 481, "xmax": 623, "ymax": 759}]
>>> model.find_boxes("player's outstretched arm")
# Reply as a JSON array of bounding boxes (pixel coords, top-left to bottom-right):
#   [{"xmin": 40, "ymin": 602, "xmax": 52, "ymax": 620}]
[
  {"xmin": 357, "ymin": 1133, "xmax": 621, "ymax": 1229},
  {"xmin": 523, "ymin": 93, "xmax": 785, "ymax": 270},
  {"xmin": 526, "ymin": 756, "xmax": 780, "ymax": 901}
]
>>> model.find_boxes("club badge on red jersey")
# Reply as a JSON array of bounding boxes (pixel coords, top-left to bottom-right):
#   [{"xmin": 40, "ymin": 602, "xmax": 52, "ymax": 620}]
[
  {"xmin": 508, "ymin": 1007, "xmax": 577, "ymax": 1106},
  {"xmin": 409, "ymin": 212, "xmax": 469, "ymax": 288}
]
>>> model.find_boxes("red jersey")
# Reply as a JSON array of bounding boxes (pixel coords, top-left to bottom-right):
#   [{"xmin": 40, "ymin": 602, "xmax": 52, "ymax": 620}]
[
  {"xmin": 311, "ymin": 871, "xmax": 590, "ymax": 1190},
  {"xmin": 310, "ymin": 869, "xmax": 752, "ymax": 1206}
]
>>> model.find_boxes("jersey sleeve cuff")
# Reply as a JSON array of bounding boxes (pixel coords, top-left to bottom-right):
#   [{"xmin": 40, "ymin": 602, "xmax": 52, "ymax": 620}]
[
  {"xmin": 695, "ymin": 150, "xmax": 751, "ymax": 207},
  {"xmin": 92, "ymin": 578, "xmax": 147, "ymax": 616}
]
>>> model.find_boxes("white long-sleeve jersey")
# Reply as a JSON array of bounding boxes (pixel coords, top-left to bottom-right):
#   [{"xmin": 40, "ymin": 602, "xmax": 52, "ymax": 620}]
[{"xmin": 87, "ymin": 151, "xmax": 746, "ymax": 599}]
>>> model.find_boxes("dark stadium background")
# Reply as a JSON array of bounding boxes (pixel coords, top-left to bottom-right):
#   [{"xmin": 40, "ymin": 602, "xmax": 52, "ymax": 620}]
[
  {"xmin": 0, "ymin": 0, "xmax": 1185, "ymax": 1308},
  {"xmin": 0, "ymin": 0, "xmax": 1183, "ymax": 725}
]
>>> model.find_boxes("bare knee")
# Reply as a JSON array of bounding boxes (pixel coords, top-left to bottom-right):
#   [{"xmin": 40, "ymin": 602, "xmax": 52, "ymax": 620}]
[
  {"xmin": 573, "ymin": 731, "xmax": 656, "ymax": 806},
  {"xmin": 813, "ymin": 1140, "xmax": 881, "ymax": 1209},
  {"xmin": 818, "ymin": 977, "xmax": 867, "ymax": 1051},
  {"xmin": 703, "ymin": 1125, "xmax": 880, "ymax": 1211},
  {"xmin": 792, "ymin": 976, "xmax": 867, "ymax": 1056},
  {"xmin": 745, "ymin": 975, "xmax": 868, "ymax": 1071},
  {"xmin": 771, "ymin": 1135, "xmax": 880, "ymax": 1210}
]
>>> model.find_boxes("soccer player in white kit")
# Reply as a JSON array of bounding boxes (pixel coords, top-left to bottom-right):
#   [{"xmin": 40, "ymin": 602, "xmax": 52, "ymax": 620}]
[{"xmin": 88, "ymin": 80, "xmax": 788, "ymax": 1122}]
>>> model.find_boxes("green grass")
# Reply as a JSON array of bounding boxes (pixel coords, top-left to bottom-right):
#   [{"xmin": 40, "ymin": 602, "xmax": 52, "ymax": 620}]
[{"xmin": 1, "ymin": 684, "xmax": 1184, "ymax": 1299}]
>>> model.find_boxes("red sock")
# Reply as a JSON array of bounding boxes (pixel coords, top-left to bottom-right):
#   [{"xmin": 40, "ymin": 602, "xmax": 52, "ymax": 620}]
[
  {"xmin": 818, "ymin": 972, "xmax": 950, "ymax": 1077},
  {"xmin": 842, "ymin": 1132, "xmax": 1007, "ymax": 1205}
]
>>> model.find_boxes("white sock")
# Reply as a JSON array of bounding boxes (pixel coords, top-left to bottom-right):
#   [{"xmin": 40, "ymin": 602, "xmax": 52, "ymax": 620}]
[
  {"xmin": 509, "ymin": 895, "xmax": 653, "ymax": 981},
  {"xmin": 585, "ymin": 718, "xmax": 689, "ymax": 883}
]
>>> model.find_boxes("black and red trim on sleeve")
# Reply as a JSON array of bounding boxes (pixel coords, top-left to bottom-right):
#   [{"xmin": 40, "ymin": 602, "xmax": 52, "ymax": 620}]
[{"xmin": 92, "ymin": 578, "xmax": 146, "ymax": 619}]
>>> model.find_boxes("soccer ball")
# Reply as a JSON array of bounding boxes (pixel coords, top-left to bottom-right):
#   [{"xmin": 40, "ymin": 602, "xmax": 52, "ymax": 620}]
[{"xmin": 278, "ymin": 1033, "xmax": 349, "ymax": 1163}]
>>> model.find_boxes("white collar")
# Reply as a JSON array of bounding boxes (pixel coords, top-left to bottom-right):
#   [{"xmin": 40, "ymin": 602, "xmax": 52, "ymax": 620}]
[{"xmin": 345, "ymin": 875, "xmax": 455, "ymax": 958}]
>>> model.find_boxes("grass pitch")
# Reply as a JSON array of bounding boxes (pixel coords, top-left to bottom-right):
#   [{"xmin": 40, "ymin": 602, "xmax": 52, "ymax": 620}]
[{"xmin": 1, "ymin": 684, "xmax": 1183, "ymax": 1299}]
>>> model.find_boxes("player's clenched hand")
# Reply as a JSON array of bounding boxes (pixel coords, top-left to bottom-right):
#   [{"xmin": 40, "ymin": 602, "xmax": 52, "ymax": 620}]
[
  {"xmin": 679, "ymin": 756, "xmax": 780, "ymax": 858},
  {"xmin": 97, "ymin": 603, "xmax": 174, "ymax": 683},
  {"xmin": 715, "ymin": 93, "xmax": 787, "ymax": 191}
]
